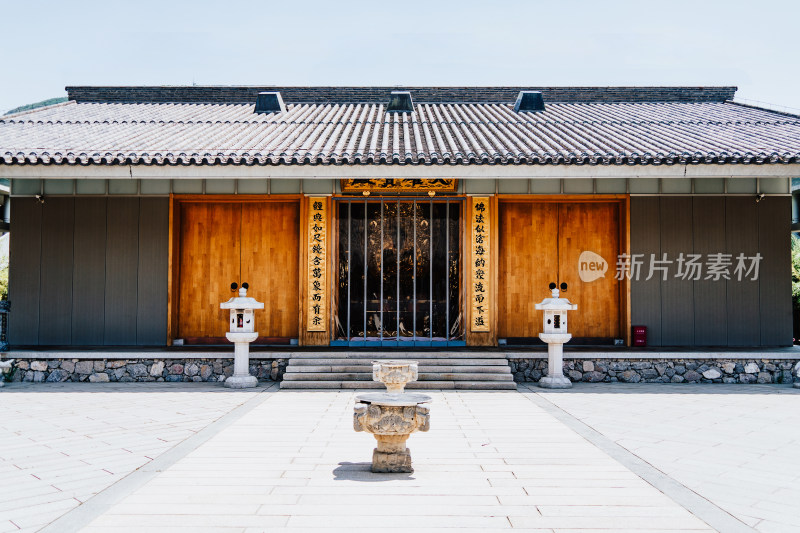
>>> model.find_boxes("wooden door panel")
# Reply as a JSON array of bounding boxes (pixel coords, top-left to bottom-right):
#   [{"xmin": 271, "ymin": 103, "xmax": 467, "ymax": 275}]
[
  {"xmin": 241, "ymin": 202, "xmax": 300, "ymax": 338},
  {"xmin": 558, "ymin": 203, "xmax": 620, "ymax": 338},
  {"xmin": 178, "ymin": 203, "xmax": 241, "ymax": 338},
  {"xmin": 498, "ymin": 202, "xmax": 559, "ymax": 337}
]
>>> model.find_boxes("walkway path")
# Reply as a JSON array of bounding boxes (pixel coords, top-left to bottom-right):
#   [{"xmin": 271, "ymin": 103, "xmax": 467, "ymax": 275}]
[
  {"xmin": 0, "ymin": 383, "xmax": 262, "ymax": 533},
  {"xmin": 0, "ymin": 382, "xmax": 797, "ymax": 532},
  {"xmin": 532, "ymin": 384, "xmax": 800, "ymax": 533}
]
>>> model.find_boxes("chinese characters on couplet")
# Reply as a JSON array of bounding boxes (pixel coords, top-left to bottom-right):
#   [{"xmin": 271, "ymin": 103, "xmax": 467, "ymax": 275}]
[
  {"xmin": 614, "ymin": 253, "xmax": 763, "ymax": 281},
  {"xmin": 471, "ymin": 197, "xmax": 490, "ymax": 332},
  {"xmin": 307, "ymin": 198, "xmax": 327, "ymax": 331}
]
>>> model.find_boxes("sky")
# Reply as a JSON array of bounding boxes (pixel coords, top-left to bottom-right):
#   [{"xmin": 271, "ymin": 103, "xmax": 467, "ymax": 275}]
[{"xmin": 1, "ymin": 0, "xmax": 799, "ymax": 114}]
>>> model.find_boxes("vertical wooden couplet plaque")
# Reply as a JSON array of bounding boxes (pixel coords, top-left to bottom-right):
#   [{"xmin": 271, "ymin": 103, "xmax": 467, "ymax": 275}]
[
  {"xmin": 307, "ymin": 198, "xmax": 327, "ymax": 332},
  {"xmin": 471, "ymin": 197, "xmax": 490, "ymax": 332}
]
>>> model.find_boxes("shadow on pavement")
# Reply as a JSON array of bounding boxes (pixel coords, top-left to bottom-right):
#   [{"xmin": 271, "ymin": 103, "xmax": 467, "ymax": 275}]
[{"xmin": 333, "ymin": 462, "xmax": 415, "ymax": 481}]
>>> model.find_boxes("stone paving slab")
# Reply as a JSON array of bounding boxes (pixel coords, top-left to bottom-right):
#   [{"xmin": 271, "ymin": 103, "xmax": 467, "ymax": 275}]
[
  {"xmin": 3, "ymin": 383, "xmax": 797, "ymax": 532},
  {"xmin": 0, "ymin": 383, "xmax": 264, "ymax": 533},
  {"xmin": 529, "ymin": 384, "xmax": 800, "ymax": 533}
]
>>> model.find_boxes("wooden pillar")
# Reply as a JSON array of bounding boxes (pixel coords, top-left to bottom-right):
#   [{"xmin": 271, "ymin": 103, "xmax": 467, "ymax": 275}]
[
  {"xmin": 620, "ymin": 196, "xmax": 632, "ymax": 346},
  {"xmin": 167, "ymin": 195, "xmax": 180, "ymax": 345},
  {"xmin": 299, "ymin": 196, "xmax": 332, "ymax": 346},
  {"xmin": 466, "ymin": 195, "xmax": 498, "ymax": 346}
]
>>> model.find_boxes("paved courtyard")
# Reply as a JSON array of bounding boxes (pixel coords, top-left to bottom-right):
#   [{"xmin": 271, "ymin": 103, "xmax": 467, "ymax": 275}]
[{"xmin": 0, "ymin": 382, "xmax": 797, "ymax": 533}]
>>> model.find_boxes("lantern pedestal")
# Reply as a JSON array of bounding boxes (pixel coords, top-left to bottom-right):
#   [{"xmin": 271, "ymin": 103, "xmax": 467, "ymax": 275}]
[
  {"xmin": 537, "ymin": 333, "xmax": 572, "ymax": 389},
  {"xmin": 224, "ymin": 332, "xmax": 258, "ymax": 389}
]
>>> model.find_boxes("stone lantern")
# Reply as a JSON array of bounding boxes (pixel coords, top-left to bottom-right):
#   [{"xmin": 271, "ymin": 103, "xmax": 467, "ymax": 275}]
[
  {"xmin": 0, "ymin": 358, "xmax": 13, "ymax": 387},
  {"xmin": 535, "ymin": 283, "xmax": 577, "ymax": 389},
  {"xmin": 220, "ymin": 284, "xmax": 264, "ymax": 389},
  {"xmin": 794, "ymin": 361, "xmax": 800, "ymax": 389}
]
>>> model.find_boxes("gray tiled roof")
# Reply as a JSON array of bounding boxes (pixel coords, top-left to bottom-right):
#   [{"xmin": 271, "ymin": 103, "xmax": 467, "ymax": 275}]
[{"xmin": 2, "ymin": 88, "xmax": 799, "ymax": 166}]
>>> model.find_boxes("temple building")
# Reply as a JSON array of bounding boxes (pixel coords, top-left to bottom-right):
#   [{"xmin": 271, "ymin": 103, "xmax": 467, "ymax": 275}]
[{"xmin": 1, "ymin": 85, "xmax": 797, "ymax": 363}]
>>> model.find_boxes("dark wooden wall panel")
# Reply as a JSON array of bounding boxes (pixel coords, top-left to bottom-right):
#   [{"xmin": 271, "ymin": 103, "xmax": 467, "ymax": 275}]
[
  {"xmin": 660, "ymin": 197, "xmax": 694, "ymax": 345},
  {"xmin": 726, "ymin": 197, "xmax": 760, "ymax": 345},
  {"xmin": 38, "ymin": 198, "xmax": 75, "ymax": 345},
  {"xmin": 9, "ymin": 198, "xmax": 42, "ymax": 345},
  {"xmin": 630, "ymin": 197, "xmax": 662, "ymax": 345},
  {"xmin": 137, "ymin": 198, "xmax": 169, "ymax": 345},
  {"xmin": 758, "ymin": 196, "xmax": 792, "ymax": 345},
  {"xmin": 72, "ymin": 198, "xmax": 107, "ymax": 345},
  {"xmin": 104, "ymin": 198, "xmax": 139, "ymax": 345},
  {"xmin": 692, "ymin": 197, "xmax": 727, "ymax": 345},
  {"xmin": 628, "ymin": 195, "xmax": 792, "ymax": 347}
]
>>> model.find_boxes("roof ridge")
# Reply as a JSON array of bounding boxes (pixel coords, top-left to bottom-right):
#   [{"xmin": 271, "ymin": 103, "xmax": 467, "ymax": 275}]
[
  {"xmin": 727, "ymin": 100, "xmax": 800, "ymax": 121},
  {"xmin": 64, "ymin": 86, "xmax": 739, "ymax": 105}
]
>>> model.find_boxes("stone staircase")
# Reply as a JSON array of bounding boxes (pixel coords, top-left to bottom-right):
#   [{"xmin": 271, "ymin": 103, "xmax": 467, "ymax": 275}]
[{"xmin": 280, "ymin": 352, "xmax": 516, "ymax": 390}]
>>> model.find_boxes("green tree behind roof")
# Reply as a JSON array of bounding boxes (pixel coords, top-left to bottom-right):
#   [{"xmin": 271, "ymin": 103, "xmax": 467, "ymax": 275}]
[
  {"xmin": 5, "ymin": 97, "xmax": 68, "ymax": 115},
  {"xmin": 792, "ymin": 234, "xmax": 800, "ymax": 342}
]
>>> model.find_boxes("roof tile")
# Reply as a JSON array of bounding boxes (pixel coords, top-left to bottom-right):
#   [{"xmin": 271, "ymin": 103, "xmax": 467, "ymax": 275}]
[{"xmin": 2, "ymin": 99, "xmax": 799, "ymax": 166}]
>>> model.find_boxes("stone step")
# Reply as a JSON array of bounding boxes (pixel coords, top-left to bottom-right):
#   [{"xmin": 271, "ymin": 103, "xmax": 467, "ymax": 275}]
[
  {"xmin": 286, "ymin": 365, "xmax": 512, "ymax": 373},
  {"xmin": 288, "ymin": 358, "xmax": 509, "ymax": 366},
  {"xmin": 280, "ymin": 354, "xmax": 516, "ymax": 390},
  {"xmin": 279, "ymin": 380, "xmax": 517, "ymax": 390},
  {"xmin": 282, "ymin": 372, "xmax": 513, "ymax": 381},
  {"xmin": 286, "ymin": 352, "xmax": 509, "ymax": 360}
]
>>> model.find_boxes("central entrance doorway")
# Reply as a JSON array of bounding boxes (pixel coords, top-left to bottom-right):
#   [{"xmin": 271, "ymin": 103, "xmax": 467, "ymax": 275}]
[{"xmin": 334, "ymin": 198, "xmax": 464, "ymax": 346}]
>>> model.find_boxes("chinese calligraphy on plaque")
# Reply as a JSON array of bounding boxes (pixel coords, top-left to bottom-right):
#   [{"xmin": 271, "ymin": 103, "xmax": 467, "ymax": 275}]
[
  {"xmin": 307, "ymin": 198, "xmax": 327, "ymax": 332},
  {"xmin": 471, "ymin": 197, "xmax": 490, "ymax": 332},
  {"xmin": 340, "ymin": 179, "xmax": 458, "ymax": 193}
]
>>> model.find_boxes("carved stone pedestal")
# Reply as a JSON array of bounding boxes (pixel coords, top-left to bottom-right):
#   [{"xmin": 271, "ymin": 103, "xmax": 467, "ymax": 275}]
[
  {"xmin": 354, "ymin": 392, "xmax": 431, "ymax": 474},
  {"xmin": 373, "ymin": 435, "xmax": 412, "ymax": 473}
]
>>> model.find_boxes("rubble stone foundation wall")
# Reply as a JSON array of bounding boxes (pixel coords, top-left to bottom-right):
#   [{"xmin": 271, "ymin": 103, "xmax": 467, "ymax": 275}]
[
  {"xmin": 7, "ymin": 358, "xmax": 288, "ymax": 383},
  {"xmin": 5, "ymin": 357, "xmax": 797, "ymax": 385},
  {"xmin": 509, "ymin": 359, "xmax": 798, "ymax": 384}
]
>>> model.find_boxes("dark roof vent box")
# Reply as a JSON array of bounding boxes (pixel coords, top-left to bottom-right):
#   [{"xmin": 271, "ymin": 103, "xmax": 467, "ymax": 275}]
[
  {"xmin": 386, "ymin": 91, "xmax": 414, "ymax": 113},
  {"xmin": 514, "ymin": 91, "xmax": 545, "ymax": 113},
  {"xmin": 254, "ymin": 91, "xmax": 286, "ymax": 114}
]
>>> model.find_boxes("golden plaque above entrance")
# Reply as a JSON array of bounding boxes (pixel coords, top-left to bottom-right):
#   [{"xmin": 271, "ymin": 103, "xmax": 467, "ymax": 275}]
[{"xmin": 341, "ymin": 179, "xmax": 458, "ymax": 194}]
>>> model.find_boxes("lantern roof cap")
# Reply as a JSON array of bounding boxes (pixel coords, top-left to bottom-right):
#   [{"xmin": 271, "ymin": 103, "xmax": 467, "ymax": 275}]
[
  {"xmin": 220, "ymin": 288, "xmax": 264, "ymax": 310},
  {"xmin": 535, "ymin": 288, "xmax": 577, "ymax": 311}
]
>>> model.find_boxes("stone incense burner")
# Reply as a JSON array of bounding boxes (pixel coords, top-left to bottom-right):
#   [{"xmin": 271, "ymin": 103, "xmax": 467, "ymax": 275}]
[{"xmin": 353, "ymin": 360, "xmax": 431, "ymax": 473}]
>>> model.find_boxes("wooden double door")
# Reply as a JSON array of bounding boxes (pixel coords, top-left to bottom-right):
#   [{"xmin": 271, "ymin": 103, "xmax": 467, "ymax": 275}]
[
  {"xmin": 499, "ymin": 201, "xmax": 622, "ymax": 341},
  {"xmin": 178, "ymin": 201, "xmax": 300, "ymax": 342}
]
